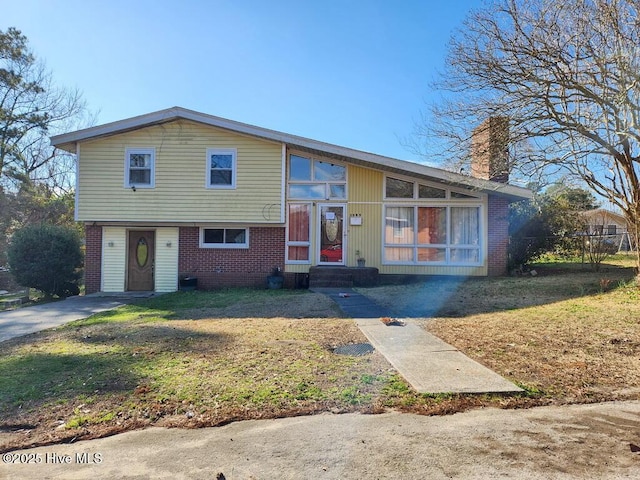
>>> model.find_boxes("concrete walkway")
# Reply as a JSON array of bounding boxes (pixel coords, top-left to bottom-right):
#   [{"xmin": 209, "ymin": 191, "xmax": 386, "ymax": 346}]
[
  {"xmin": 315, "ymin": 288, "xmax": 522, "ymax": 394},
  {"xmin": 0, "ymin": 292, "xmax": 152, "ymax": 343}
]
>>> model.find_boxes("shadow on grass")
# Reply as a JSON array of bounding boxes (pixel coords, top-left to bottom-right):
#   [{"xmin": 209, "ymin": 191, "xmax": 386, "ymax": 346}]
[
  {"xmin": 0, "ymin": 325, "xmax": 232, "ymax": 418},
  {"xmin": 367, "ymin": 264, "xmax": 637, "ymax": 318},
  {"xmin": 0, "ymin": 351, "xmax": 140, "ymax": 410},
  {"xmin": 69, "ymin": 324, "xmax": 232, "ymax": 353},
  {"xmin": 68, "ymin": 289, "xmax": 327, "ymax": 325}
]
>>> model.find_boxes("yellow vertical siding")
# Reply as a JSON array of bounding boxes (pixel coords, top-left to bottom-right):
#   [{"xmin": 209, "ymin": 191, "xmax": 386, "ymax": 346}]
[
  {"xmin": 348, "ymin": 165, "xmax": 383, "ymax": 203},
  {"xmin": 102, "ymin": 227, "xmax": 126, "ymax": 292},
  {"xmin": 78, "ymin": 120, "xmax": 283, "ymax": 223},
  {"xmin": 154, "ymin": 228, "xmax": 179, "ymax": 292},
  {"xmin": 346, "ymin": 165, "xmax": 383, "ymax": 267},
  {"xmin": 345, "ymin": 203, "xmax": 382, "ymax": 267}
]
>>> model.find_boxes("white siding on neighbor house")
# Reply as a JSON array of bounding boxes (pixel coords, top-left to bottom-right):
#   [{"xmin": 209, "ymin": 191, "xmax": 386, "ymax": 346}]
[
  {"xmin": 102, "ymin": 227, "xmax": 126, "ymax": 292},
  {"xmin": 154, "ymin": 228, "xmax": 179, "ymax": 292}
]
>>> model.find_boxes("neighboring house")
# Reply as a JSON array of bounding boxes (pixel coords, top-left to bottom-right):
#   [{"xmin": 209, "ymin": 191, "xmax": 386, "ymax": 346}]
[
  {"xmin": 581, "ymin": 208, "xmax": 633, "ymax": 251},
  {"xmin": 50, "ymin": 107, "xmax": 531, "ymax": 293}
]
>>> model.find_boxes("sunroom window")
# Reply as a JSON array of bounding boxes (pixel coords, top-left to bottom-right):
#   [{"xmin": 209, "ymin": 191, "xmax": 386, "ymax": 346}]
[
  {"xmin": 288, "ymin": 154, "xmax": 346, "ymax": 200},
  {"xmin": 384, "ymin": 205, "xmax": 481, "ymax": 265},
  {"xmin": 286, "ymin": 203, "xmax": 311, "ymax": 263},
  {"xmin": 385, "ymin": 176, "xmax": 479, "ymax": 200}
]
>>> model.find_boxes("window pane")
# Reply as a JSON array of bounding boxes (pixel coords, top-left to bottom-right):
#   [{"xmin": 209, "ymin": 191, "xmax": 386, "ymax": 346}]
[
  {"xmin": 418, "ymin": 184, "xmax": 446, "ymax": 198},
  {"xmin": 290, "ymin": 155, "xmax": 311, "ymax": 180},
  {"xmin": 451, "ymin": 207, "xmax": 479, "ymax": 245},
  {"xmin": 417, "ymin": 248, "xmax": 446, "ymax": 262},
  {"xmin": 225, "ymin": 229, "xmax": 246, "ymax": 244},
  {"xmin": 385, "ymin": 207, "xmax": 414, "ymax": 244},
  {"xmin": 289, "ymin": 184, "xmax": 325, "ymax": 199},
  {"xmin": 384, "ymin": 247, "xmax": 413, "ymax": 262},
  {"xmin": 130, "ymin": 153, "xmax": 151, "ymax": 167},
  {"xmin": 314, "ymin": 160, "xmax": 346, "ymax": 181},
  {"xmin": 329, "ymin": 184, "xmax": 346, "ymax": 199},
  {"xmin": 288, "ymin": 246, "xmax": 309, "ymax": 261},
  {"xmin": 386, "ymin": 177, "xmax": 413, "ymax": 198},
  {"xmin": 203, "ymin": 229, "xmax": 224, "ymax": 244},
  {"xmin": 210, "ymin": 170, "xmax": 232, "ymax": 185},
  {"xmin": 288, "ymin": 204, "xmax": 310, "ymax": 242},
  {"xmin": 210, "ymin": 154, "xmax": 233, "ymax": 169},
  {"xmin": 451, "ymin": 248, "xmax": 479, "ymax": 263},
  {"xmin": 130, "ymin": 169, "xmax": 151, "ymax": 185},
  {"xmin": 418, "ymin": 207, "xmax": 446, "ymax": 244}
]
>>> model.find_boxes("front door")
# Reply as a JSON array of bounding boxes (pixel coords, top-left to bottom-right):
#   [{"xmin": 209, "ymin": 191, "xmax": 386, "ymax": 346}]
[
  {"xmin": 127, "ymin": 231, "xmax": 155, "ymax": 291},
  {"xmin": 318, "ymin": 204, "xmax": 345, "ymax": 265}
]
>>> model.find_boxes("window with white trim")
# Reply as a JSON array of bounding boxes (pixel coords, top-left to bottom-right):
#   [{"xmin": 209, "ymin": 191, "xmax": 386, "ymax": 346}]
[
  {"xmin": 206, "ymin": 148, "xmax": 237, "ymax": 188},
  {"xmin": 200, "ymin": 228, "xmax": 248, "ymax": 248},
  {"xmin": 288, "ymin": 154, "xmax": 346, "ymax": 200},
  {"xmin": 385, "ymin": 176, "xmax": 478, "ymax": 200},
  {"xmin": 384, "ymin": 205, "xmax": 481, "ymax": 265},
  {"xmin": 125, "ymin": 148, "xmax": 155, "ymax": 188},
  {"xmin": 286, "ymin": 203, "xmax": 311, "ymax": 263}
]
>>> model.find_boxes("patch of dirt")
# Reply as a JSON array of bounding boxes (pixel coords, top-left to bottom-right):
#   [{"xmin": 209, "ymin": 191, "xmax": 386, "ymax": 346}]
[{"xmin": 179, "ymin": 292, "xmax": 343, "ymax": 319}]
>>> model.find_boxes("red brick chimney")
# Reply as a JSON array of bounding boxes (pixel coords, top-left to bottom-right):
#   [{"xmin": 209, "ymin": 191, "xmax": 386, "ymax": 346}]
[{"xmin": 471, "ymin": 117, "xmax": 510, "ymax": 183}]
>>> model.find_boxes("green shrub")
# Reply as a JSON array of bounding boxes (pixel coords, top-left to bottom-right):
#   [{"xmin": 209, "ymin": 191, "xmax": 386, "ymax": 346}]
[{"xmin": 7, "ymin": 223, "xmax": 83, "ymax": 298}]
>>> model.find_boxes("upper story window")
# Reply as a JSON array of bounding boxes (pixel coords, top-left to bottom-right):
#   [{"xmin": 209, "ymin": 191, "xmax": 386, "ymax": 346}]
[
  {"xmin": 125, "ymin": 148, "xmax": 155, "ymax": 188},
  {"xmin": 288, "ymin": 154, "xmax": 346, "ymax": 200},
  {"xmin": 207, "ymin": 148, "xmax": 237, "ymax": 189},
  {"xmin": 385, "ymin": 176, "xmax": 478, "ymax": 200}
]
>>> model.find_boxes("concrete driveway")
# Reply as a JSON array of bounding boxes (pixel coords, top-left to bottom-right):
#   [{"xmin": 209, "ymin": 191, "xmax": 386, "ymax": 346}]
[{"xmin": 0, "ymin": 293, "xmax": 151, "ymax": 343}]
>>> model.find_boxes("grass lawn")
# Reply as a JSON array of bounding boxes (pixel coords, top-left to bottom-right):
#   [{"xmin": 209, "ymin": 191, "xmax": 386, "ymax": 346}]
[
  {"xmin": 1, "ymin": 256, "xmax": 639, "ymax": 452},
  {"xmin": 360, "ymin": 254, "xmax": 640, "ymax": 402}
]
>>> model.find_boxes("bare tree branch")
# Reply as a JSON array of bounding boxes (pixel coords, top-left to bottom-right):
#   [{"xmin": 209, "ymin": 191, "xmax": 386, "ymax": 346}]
[{"xmin": 420, "ymin": 0, "xmax": 640, "ymax": 272}]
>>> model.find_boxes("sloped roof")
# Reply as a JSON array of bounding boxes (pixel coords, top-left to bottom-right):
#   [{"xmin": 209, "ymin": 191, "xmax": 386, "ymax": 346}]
[
  {"xmin": 581, "ymin": 208, "xmax": 628, "ymax": 225},
  {"xmin": 50, "ymin": 106, "xmax": 532, "ymax": 201}
]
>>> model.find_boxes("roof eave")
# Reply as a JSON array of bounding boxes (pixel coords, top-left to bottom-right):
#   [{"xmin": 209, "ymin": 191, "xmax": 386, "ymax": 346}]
[{"xmin": 50, "ymin": 106, "xmax": 533, "ymax": 201}]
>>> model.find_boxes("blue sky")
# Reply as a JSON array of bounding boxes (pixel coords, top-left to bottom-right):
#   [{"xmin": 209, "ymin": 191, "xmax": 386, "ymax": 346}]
[{"xmin": 2, "ymin": 0, "xmax": 482, "ymax": 164}]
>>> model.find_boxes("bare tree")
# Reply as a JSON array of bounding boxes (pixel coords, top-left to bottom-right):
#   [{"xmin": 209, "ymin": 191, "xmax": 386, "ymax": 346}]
[
  {"xmin": 0, "ymin": 27, "xmax": 87, "ymax": 192},
  {"xmin": 418, "ymin": 0, "xmax": 640, "ymax": 273}
]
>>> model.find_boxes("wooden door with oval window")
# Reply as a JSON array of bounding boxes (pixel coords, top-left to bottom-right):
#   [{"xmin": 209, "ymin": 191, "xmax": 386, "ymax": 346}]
[{"xmin": 127, "ymin": 231, "xmax": 155, "ymax": 291}]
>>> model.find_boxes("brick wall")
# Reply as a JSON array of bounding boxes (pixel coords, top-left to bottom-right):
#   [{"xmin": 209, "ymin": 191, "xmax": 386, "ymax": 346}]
[
  {"xmin": 487, "ymin": 195, "xmax": 509, "ymax": 276},
  {"xmin": 178, "ymin": 227, "xmax": 285, "ymax": 289},
  {"xmin": 84, "ymin": 224, "xmax": 103, "ymax": 294}
]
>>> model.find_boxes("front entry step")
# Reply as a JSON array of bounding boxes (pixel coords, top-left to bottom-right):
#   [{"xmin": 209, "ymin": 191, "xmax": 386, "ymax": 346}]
[{"xmin": 309, "ymin": 267, "xmax": 378, "ymax": 288}]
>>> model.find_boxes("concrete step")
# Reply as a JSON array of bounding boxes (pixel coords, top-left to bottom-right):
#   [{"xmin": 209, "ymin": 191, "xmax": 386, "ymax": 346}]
[
  {"xmin": 309, "ymin": 278, "xmax": 354, "ymax": 288},
  {"xmin": 309, "ymin": 266, "xmax": 378, "ymax": 288}
]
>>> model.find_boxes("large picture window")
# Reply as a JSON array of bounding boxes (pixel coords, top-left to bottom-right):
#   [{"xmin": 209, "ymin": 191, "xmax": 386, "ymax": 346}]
[
  {"xmin": 288, "ymin": 154, "xmax": 346, "ymax": 200},
  {"xmin": 384, "ymin": 205, "xmax": 481, "ymax": 265},
  {"xmin": 125, "ymin": 148, "xmax": 155, "ymax": 188},
  {"xmin": 206, "ymin": 148, "xmax": 237, "ymax": 189}
]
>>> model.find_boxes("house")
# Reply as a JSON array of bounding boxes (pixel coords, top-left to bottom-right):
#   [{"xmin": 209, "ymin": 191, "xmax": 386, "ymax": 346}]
[
  {"xmin": 50, "ymin": 107, "xmax": 531, "ymax": 293},
  {"xmin": 581, "ymin": 208, "xmax": 633, "ymax": 251}
]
